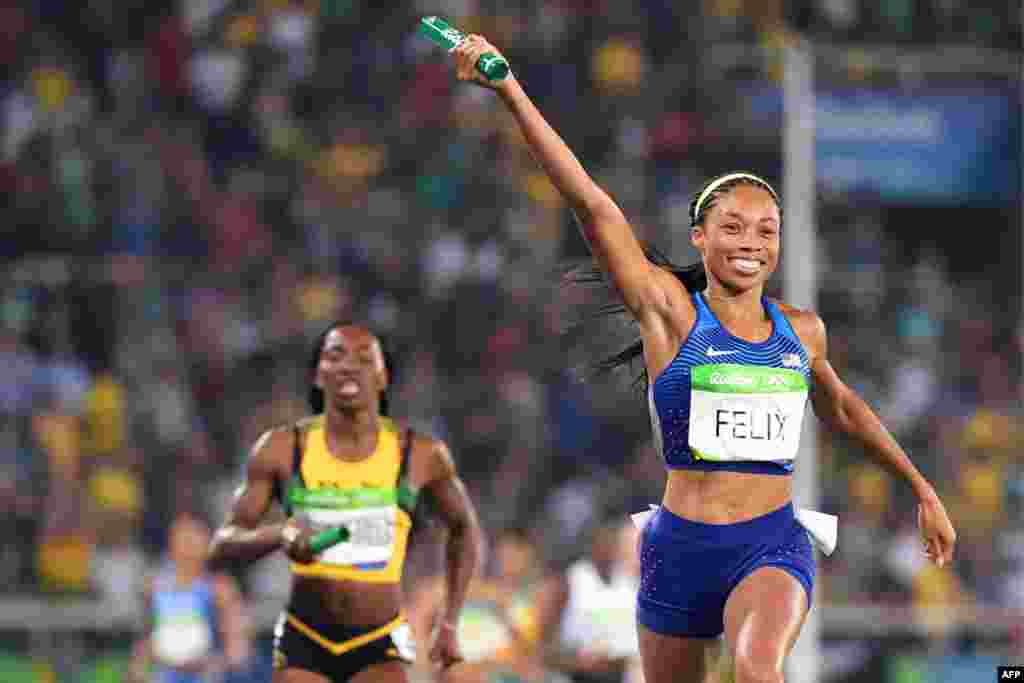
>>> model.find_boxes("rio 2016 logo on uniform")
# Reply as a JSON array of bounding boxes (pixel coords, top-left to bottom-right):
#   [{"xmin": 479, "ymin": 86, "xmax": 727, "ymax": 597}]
[
  {"xmin": 709, "ymin": 373, "xmax": 754, "ymax": 386},
  {"xmin": 708, "ymin": 371, "xmax": 792, "ymax": 388}
]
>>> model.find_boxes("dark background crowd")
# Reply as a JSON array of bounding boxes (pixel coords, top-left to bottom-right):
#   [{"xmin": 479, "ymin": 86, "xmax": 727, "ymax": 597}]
[{"xmin": 0, "ymin": 1, "xmax": 1021, "ymax": 681}]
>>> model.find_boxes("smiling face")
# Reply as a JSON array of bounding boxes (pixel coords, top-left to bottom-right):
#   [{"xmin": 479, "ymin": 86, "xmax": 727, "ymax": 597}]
[
  {"xmin": 691, "ymin": 183, "xmax": 781, "ymax": 294},
  {"xmin": 314, "ymin": 326, "xmax": 389, "ymax": 412}
]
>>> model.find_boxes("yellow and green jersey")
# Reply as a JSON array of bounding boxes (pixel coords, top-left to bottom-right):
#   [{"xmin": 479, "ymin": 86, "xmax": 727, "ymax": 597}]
[{"xmin": 281, "ymin": 416, "xmax": 418, "ymax": 584}]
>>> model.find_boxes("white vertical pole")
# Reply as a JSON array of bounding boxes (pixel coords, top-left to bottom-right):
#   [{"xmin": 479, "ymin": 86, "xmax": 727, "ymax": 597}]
[{"xmin": 783, "ymin": 38, "xmax": 820, "ymax": 683}]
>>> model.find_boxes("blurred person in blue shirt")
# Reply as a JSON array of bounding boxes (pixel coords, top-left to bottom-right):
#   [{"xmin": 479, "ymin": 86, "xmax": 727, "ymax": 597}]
[{"xmin": 129, "ymin": 512, "xmax": 250, "ymax": 683}]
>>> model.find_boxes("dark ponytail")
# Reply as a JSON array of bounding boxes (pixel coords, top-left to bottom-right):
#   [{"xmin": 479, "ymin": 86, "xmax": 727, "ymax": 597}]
[
  {"xmin": 560, "ymin": 244, "xmax": 705, "ymax": 388},
  {"xmin": 307, "ymin": 321, "xmax": 395, "ymax": 415},
  {"xmin": 560, "ymin": 171, "xmax": 779, "ymax": 388}
]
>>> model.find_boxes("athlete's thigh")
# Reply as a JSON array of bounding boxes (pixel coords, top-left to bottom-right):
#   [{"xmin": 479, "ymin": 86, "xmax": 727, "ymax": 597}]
[
  {"xmin": 273, "ymin": 668, "xmax": 333, "ymax": 683},
  {"xmin": 638, "ymin": 622, "xmax": 716, "ymax": 683},
  {"xmin": 348, "ymin": 660, "xmax": 408, "ymax": 683},
  {"xmin": 723, "ymin": 567, "xmax": 808, "ymax": 674}
]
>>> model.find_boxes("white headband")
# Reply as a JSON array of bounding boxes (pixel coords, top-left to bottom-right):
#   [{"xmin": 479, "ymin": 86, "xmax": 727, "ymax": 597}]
[{"xmin": 692, "ymin": 172, "xmax": 776, "ymax": 223}]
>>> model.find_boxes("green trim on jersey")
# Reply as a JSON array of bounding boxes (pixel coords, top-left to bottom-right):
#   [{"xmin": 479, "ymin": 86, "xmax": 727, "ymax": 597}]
[
  {"xmin": 287, "ymin": 483, "xmax": 419, "ymax": 512},
  {"xmin": 691, "ymin": 364, "xmax": 808, "ymax": 394}
]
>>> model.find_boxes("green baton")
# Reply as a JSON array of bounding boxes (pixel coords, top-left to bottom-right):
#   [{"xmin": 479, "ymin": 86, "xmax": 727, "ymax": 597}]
[
  {"xmin": 308, "ymin": 526, "xmax": 350, "ymax": 554},
  {"xmin": 418, "ymin": 16, "xmax": 509, "ymax": 82}
]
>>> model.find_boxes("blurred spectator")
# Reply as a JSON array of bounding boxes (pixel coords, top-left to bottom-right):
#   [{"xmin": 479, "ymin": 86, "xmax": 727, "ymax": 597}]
[
  {"xmin": 410, "ymin": 526, "xmax": 552, "ymax": 683},
  {"xmin": 88, "ymin": 446, "xmax": 147, "ymax": 612},
  {"xmin": 0, "ymin": 327, "xmax": 39, "ymax": 416},
  {"xmin": 535, "ymin": 518, "xmax": 640, "ymax": 683},
  {"xmin": 81, "ymin": 368, "xmax": 125, "ymax": 459},
  {"xmin": 127, "ymin": 512, "xmax": 252, "ymax": 683},
  {"xmin": 0, "ymin": 1, "xmax": 1020, "ymax": 680}
]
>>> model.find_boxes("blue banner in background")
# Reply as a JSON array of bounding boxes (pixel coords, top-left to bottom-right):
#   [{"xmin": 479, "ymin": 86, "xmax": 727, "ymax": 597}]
[{"xmin": 744, "ymin": 85, "xmax": 1020, "ymax": 205}]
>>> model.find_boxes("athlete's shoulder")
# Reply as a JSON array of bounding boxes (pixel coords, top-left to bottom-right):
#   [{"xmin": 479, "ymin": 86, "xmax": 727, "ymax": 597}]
[
  {"xmin": 389, "ymin": 418, "xmax": 442, "ymax": 451},
  {"xmin": 773, "ymin": 300, "xmax": 827, "ymax": 357},
  {"xmin": 252, "ymin": 425, "xmax": 293, "ymax": 452},
  {"xmin": 414, "ymin": 430, "xmax": 452, "ymax": 463},
  {"xmin": 651, "ymin": 265, "xmax": 698, "ymax": 316},
  {"xmin": 294, "ymin": 414, "xmax": 324, "ymax": 432},
  {"xmin": 638, "ymin": 265, "xmax": 698, "ymax": 348},
  {"xmin": 257, "ymin": 414, "xmax": 323, "ymax": 449},
  {"xmin": 649, "ymin": 265, "xmax": 688, "ymax": 302},
  {"xmin": 246, "ymin": 422, "xmax": 302, "ymax": 476},
  {"xmin": 400, "ymin": 424, "xmax": 456, "ymax": 482},
  {"xmin": 773, "ymin": 300, "xmax": 823, "ymax": 330}
]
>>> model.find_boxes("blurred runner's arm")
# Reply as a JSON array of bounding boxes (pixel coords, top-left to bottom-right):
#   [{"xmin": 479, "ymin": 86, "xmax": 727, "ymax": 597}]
[
  {"xmin": 208, "ymin": 429, "xmax": 316, "ymax": 568},
  {"xmin": 211, "ymin": 573, "xmax": 250, "ymax": 672},
  {"xmin": 422, "ymin": 436, "xmax": 484, "ymax": 668},
  {"xmin": 426, "ymin": 438, "xmax": 484, "ymax": 627}
]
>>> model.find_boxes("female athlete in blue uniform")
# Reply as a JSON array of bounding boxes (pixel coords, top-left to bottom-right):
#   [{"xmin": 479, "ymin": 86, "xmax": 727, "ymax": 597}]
[{"xmin": 449, "ymin": 36, "xmax": 956, "ymax": 683}]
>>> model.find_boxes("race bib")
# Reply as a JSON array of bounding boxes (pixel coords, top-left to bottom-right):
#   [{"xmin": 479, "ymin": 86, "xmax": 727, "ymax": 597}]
[
  {"xmin": 302, "ymin": 506, "xmax": 396, "ymax": 566},
  {"xmin": 688, "ymin": 364, "xmax": 807, "ymax": 463},
  {"xmin": 290, "ymin": 487, "xmax": 400, "ymax": 566}
]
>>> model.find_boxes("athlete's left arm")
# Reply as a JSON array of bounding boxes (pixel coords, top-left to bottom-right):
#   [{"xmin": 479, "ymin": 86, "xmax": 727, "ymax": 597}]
[
  {"xmin": 210, "ymin": 573, "xmax": 250, "ymax": 673},
  {"xmin": 795, "ymin": 309, "xmax": 956, "ymax": 567},
  {"xmin": 421, "ymin": 437, "xmax": 485, "ymax": 662}
]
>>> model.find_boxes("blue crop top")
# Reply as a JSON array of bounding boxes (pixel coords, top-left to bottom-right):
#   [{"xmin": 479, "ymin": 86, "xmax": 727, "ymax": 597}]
[{"xmin": 648, "ymin": 291, "xmax": 811, "ymax": 475}]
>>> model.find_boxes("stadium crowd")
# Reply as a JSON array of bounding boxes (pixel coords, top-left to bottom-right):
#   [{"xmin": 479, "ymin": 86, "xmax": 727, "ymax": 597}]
[{"xmin": 0, "ymin": 0, "xmax": 1020, "ymax": 680}]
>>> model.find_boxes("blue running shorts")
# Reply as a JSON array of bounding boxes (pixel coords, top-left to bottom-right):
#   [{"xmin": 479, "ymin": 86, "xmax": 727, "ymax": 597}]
[{"xmin": 636, "ymin": 502, "xmax": 815, "ymax": 638}]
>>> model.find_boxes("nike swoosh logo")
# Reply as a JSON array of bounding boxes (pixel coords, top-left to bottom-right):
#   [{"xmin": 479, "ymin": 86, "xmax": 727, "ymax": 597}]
[{"xmin": 706, "ymin": 346, "xmax": 739, "ymax": 357}]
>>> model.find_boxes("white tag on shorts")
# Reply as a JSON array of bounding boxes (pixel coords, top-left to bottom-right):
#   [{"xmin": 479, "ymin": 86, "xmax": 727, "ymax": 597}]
[
  {"xmin": 631, "ymin": 504, "xmax": 658, "ymax": 530},
  {"xmin": 795, "ymin": 508, "xmax": 838, "ymax": 556},
  {"xmin": 389, "ymin": 622, "xmax": 416, "ymax": 662}
]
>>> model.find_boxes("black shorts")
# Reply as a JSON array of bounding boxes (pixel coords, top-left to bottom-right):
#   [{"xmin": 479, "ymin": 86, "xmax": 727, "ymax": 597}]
[{"xmin": 272, "ymin": 610, "xmax": 415, "ymax": 682}]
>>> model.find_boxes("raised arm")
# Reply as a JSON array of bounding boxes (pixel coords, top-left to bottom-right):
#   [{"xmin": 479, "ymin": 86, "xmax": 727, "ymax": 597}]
[
  {"xmin": 453, "ymin": 36, "xmax": 659, "ymax": 314},
  {"xmin": 792, "ymin": 308, "xmax": 956, "ymax": 566},
  {"xmin": 207, "ymin": 429, "xmax": 316, "ymax": 569}
]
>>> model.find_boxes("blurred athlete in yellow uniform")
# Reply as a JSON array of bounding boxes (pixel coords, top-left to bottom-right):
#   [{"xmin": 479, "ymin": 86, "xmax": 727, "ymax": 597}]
[{"xmin": 209, "ymin": 322, "xmax": 484, "ymax": 683}]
